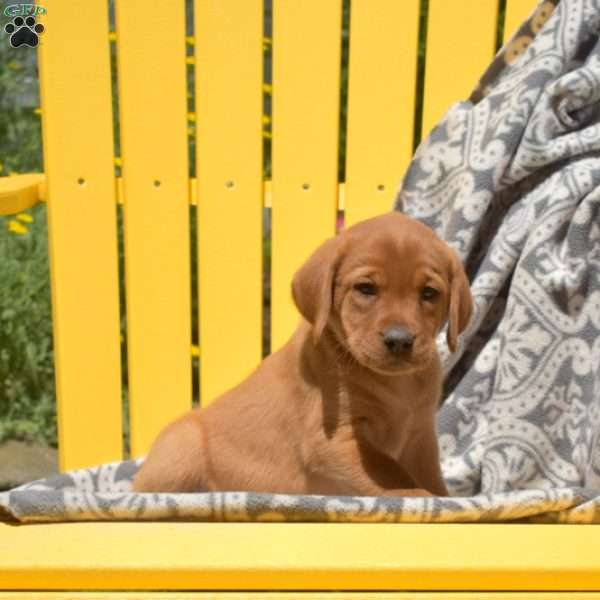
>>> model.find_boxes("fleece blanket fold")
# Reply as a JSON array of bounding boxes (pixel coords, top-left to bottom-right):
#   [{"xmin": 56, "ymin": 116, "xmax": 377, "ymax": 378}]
[{"xmin": 2, "ymin": 0, "xmax": 600, "ymax": 523}]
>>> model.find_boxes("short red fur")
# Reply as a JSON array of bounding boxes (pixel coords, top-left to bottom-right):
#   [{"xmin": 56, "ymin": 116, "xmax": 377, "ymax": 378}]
[{"xmin": 133, "ymin": 212, "xmax": 473, "ymax": 496}]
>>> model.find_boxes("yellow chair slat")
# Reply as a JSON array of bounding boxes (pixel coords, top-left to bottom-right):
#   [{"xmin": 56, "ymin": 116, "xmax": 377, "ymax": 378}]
[
  {"xmin": 270, "ymin": 0, "xmax": 342, "ymax": 350},
  {"xmin": 115, "ymin": 0, "xmax": 192, "ymax": 455},
  {"xmin": 2, "ymin": 595, "xmax": 600, "ymax": 600},
  {"xmin": 37, "ymin": 1, "xmax": 122, "ymax": 471},
  {"xmin": 422, "ymin": 0, "xmax": 500, "ymax": 138},
  {"xmin": 195, "ymin": 0, "xmax": 263, "ymax": 404},
  {"xmin": 505, "ymin": 0, "xmax": 540, "ymax": 43},
  {"xmin": 1, "ymin": 522, "xmax": 600, "ymax": 591},
  {"xmin": 344, "ymin": 0, "xmax": 420, "ymax": 227}
]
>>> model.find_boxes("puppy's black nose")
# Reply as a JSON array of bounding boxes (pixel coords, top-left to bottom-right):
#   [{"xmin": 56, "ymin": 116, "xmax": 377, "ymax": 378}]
[{"xmin": 382, "ymin": 327, "xmax": 414, "ymax": 354}]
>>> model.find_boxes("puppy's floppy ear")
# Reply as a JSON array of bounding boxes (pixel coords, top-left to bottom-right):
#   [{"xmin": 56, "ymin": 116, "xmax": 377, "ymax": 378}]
[
  {"xmin": 446, "ymin": 251, "xmax": 473, "ymax": 353},
  {"xmin": 292, "ymin": 235, "xmax": 343, "ymax": 339}
]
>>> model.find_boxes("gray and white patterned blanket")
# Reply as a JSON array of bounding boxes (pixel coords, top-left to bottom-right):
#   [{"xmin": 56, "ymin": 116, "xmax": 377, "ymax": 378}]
[{"xmin": 2, "ymin": 0, "xmax": 600, "ymax": 523}]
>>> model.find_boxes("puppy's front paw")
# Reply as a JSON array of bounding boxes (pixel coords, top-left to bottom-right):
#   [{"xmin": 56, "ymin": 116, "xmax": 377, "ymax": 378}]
[{"xmin": 381, "ymin": 488, "xmax": 433, "ymax": 497}]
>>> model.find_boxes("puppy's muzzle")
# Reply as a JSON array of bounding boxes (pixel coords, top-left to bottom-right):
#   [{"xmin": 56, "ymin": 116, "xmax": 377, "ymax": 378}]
[{"xmin": 382, "ymin": 326, "xmax": 415, "ymax": 356}]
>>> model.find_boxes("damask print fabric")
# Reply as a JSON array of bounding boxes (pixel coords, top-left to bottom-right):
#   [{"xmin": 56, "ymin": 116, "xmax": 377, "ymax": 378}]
[
  {"xmin": 2, "ymin": 0, "xmax": 600, "ymax": 524},
  {"xmin": 397, "ymin": 0, "xmax": 600, "ymax": 497}
]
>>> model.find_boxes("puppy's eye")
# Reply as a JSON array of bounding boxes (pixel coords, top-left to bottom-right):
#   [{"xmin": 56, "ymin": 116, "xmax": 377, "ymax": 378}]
[
  {"xmin": 421, "ymin": 286, "xmax": 439, "ymax": 301},
  {"xmin": 354, "ymin": 282, "xmax": 377, "ymax": 296}
]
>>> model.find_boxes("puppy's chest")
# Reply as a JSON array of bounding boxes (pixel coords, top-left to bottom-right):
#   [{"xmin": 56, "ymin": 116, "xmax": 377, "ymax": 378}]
[
  {"xmin": 359, "ymin": 405, "xmax": 415, "ymax": 459},
  {"xmin": 350, "ymin": 376, "xmax": 438, "ymax": 460},
  {"xmin": 352, "ymin": 386, "xmax": 417, "ymax": 459}
]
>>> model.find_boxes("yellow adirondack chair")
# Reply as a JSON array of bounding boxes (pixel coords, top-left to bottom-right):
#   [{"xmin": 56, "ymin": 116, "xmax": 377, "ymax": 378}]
[{"xmin": 2, "ymin": 0, "xmax": 600, "ymax": 596}]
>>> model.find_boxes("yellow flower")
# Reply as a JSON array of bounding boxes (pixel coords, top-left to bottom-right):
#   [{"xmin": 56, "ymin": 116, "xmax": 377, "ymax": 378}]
[
  {"xmin": 7, "ymin": 60, "xmax": 21, "ymax": 71},
  {"xmin": 187, "ymin": 126, "xmax": 196, "ymax": 137},
  {"xmin": 186, "ymin": 36, "xmax": 194, "ymax": 46},
  {"xmin": 263, "ymin": 131, "xmax": 272, "ymax": 140},
  {"xmin": 263, "ymin": 83, "xmax": 272, "ymax": 95},
  {"xmin": 263, "ymin": 37, "xmax": 272, "ymax": 48},
  {"xmin": 262, "ymin": 114, "xmax": 271, "ymax": 126},
  {"xmin": 33, "ymin": 107, "xmax": 41, "ymax": 116},
  {"xmin": 186, "ymin": 56, "xmax": 195, "ymax": 65},
  {"xmin": 108, "ymin": 31, "xmax": 116, "ymax": 42},
  {"xmin": 114, "ymin": 156, "xmax": 122, "ymax": 167},
  {"xmin": 187, "ymin": 112, "xmax": 196, "ymax": 123},
  {"xmin": 8, "ymin": 220, "xmax": 27, "ymax": 235},
  {"xmin": 191, "ymin": 344, "xmax": 200, "ymax": 357},
  {"xmin": 0, "ymin": 163, "xmax": 3, "ymax": 174},
  {"xmin": 16, "ymin": 213, "xmax": 33, "ymax": 223}
]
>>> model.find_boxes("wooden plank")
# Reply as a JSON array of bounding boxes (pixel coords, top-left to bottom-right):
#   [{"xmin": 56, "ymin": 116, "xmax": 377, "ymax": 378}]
[
  {"xmin": 195, "ymin": 0, "xmax": 263, "ymax": 404},
  {"xmin": 271, "ymin": 0, "xmax": 342, "ymax": 350},
  {"xmin": 1, "ymin": 522, "xmax": 600, "ymax": 590},
  {"xmin": 344, "ymin": 0, "xmax": 420, "ymax": 227},
  {"xmin": 504, "ymin": 0, "xmax": 539, "ymax": 43},
  {"xmin": 0, "ymin": 174, "xmax": 44, "ymax": 216},
  {"xmin": 3, "ymin": 594, "xmax": 600, "ymax": 599},
  {"xmin": 37, "ymin": 1, "xmax": 122, "ymax": 471},
  {"xmin": 115, "ymin": 0, "xmax": 192, "ymax": 455},
  {"xmin": 422, "ymin": 0, "xmax": 499, "ymax": 138}
]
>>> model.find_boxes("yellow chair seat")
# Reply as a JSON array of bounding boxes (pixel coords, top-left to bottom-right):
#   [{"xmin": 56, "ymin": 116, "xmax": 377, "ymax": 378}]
[{"xmin": 1, "ymin": 522, "xmax": 600, "ymax": 593}]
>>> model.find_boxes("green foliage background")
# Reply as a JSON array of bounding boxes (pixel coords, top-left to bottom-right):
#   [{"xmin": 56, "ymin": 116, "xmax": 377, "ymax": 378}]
[{"xmin": 0, "ymin": 40, "xmax": 53, "ymax": 444}]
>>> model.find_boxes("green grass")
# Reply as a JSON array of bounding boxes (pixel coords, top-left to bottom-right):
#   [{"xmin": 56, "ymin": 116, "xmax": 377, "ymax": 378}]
[
  {"xmin": 0, "ymin": 40, "xmax": 52, "ymax": 444},
  {"xmin": 0, "ymin": 205, "xmax": 55, "ymax": 445}
]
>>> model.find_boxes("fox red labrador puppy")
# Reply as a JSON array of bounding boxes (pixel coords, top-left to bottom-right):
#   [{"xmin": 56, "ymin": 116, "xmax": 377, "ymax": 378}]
[{"xmin": 133, "ymin": 212, "xmax": 472, "ymax": 497}]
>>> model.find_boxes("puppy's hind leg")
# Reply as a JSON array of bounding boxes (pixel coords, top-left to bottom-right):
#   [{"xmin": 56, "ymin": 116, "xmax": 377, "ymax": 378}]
[{"xmin": 132, "ymin": 411, "xmax": 208, "ymax": 493}]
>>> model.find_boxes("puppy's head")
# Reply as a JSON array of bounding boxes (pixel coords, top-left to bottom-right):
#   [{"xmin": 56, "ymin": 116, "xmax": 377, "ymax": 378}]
[{"xmin": 292, "ymin": 212, "xmax": 473, "ymax": 375}]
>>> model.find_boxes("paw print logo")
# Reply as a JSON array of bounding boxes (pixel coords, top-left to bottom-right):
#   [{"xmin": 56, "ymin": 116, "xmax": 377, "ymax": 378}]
[{"xmin": 4, "ymin": 16, "xmax": 44, "ymax": 48}]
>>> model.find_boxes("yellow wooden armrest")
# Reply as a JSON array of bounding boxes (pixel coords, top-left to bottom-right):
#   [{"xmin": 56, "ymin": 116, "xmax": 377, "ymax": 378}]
[
  {"xmin": 0, "ymin": 173, "xmax": 46, "ymax": 216},
  {"xmin": 0, "ymin": 176, "xmax": 315, "ymax": 212},
  {"xmin": 1, "ymin": 522, "xmax": 600, "ymax": 592}
]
